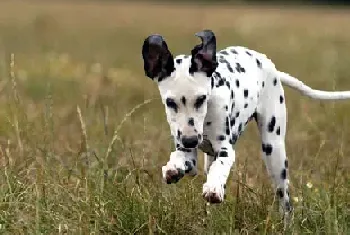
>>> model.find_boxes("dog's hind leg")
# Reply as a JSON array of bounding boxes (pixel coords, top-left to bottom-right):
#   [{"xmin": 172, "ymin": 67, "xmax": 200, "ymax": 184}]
[{"xmin": 255, "ymin": 76, "xmax": 293, "ymax": 219}]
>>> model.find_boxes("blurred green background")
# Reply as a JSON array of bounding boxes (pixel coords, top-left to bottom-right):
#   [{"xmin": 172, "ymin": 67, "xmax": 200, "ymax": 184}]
[{"xmin": 0, "ymin": 0, "xmax": 349, "ymax": 234}]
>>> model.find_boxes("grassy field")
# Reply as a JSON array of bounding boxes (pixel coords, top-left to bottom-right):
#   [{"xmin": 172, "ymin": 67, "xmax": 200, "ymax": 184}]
[{"xmin": 0, "ymin": 1, "xmax": 349, "ymax": 234}]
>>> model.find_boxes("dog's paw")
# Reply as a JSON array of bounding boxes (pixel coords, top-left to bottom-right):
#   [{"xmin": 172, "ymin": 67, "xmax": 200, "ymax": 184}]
[
  {"xmin": 161, "ymin": 151, "xmax": 197, "ymax": 184},
  {"xmin": 162, "ymin": 164, "xmax": 185, "ymax": 184},
  {"xmin": 162, "ymin": 152, "xmax": 186, "ymax": 184},
  {"xmin": 202, "ymin": 182, "xmax": 225, "ymax": 204}
]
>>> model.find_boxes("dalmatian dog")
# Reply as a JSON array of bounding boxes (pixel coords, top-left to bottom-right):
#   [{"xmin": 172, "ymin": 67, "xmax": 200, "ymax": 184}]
[{"xmin": 141, "ymin": 29, "xmax": 350, "ymax": 214}]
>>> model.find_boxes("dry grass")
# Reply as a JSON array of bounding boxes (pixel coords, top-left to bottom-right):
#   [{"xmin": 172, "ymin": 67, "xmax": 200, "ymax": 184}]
[{"xmin": 0, "ymin": 1, "xmax": 349, "ymax": 234}]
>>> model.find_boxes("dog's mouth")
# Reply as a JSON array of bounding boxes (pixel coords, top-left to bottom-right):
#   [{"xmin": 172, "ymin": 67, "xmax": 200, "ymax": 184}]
[{"xmin": 177, "ymin": 146, "xmax": 196, "ymax": 152}]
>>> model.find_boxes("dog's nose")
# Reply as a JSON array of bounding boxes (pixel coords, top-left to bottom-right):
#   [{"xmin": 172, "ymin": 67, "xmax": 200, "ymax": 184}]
[{"xmin": 182, "ymin": 135, "xmax": 198, "ymax": 148}]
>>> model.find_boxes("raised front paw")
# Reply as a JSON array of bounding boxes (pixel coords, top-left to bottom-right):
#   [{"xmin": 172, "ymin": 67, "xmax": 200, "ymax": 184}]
[
  {"xmin": 162, "ymin": 163, "xmax": 185, "ymax": 184},
  {"xmin": 202, "ymin": 182, "xmax": 225, "ymax": 204},
  {"xmin": 161, "ymin": 151, "xmax": 196, "ymax": 184}
]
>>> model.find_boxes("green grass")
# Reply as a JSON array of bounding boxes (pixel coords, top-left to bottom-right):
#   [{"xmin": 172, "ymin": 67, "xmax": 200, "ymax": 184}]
[{"xmin": 0, "ymin": 1, "xmax": 349, "ymax": 234}]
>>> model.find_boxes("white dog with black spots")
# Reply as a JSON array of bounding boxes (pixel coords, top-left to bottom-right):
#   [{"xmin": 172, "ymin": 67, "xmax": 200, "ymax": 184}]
[{"xmin": 141, "ymin": 29, "xmax": 350, "ymax": 217}]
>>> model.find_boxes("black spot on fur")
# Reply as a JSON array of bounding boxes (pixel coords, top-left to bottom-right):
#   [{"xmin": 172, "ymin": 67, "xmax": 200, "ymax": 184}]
[
  {"xmin": 281, "ymin": 169, "xmax": 287, "ymax": 179},
  {"xmin": 225, "ymin": 117, "xmax": 230, "ymax": 135},
  {"xmin": 206, "ymin": 122, "xmax": 212, "ymax": 126},
  {"xmin": 235, "ymin": 112, "xmax": 240, "ymax": 118},
  {"xmin": 231, "ymin": 90, "xmax": 234, "ymax": 99},
  {"xmin": 177, "ymin": 130, "xmax": 182, "ymax": 138},
  {"xmin": 238, "ymin": 123, "xmax": 242, "ymax": 132},
  {"xmin": 230, "ymin": 134, "xmax": 238, "ymax": 144},
  {"xmin": 224, "ymin": 105, "xmax": 228, "ymax": 111},
  {"xmin": 220, "ymin": 50, "xmax": 229, "ymax": 55},
  {"xmin": 226, "ymin": 63, "xmax": 234, "ymax": 73},
  {"xmin": 273, "ymin": 78, "xmax": 277, "ymax": 86},
  {"xmin": 230, "ymin": 118, "xmax": 236, "ymax": 127},
  {"xmin": 211, "ymin": 77, "xmax": 214, "ymax": 89},
  {"xmin": 236, "ymin": 79, "xmax": 240, "ymax": 88},
  {"xmin": 188, "ymin": 117, "xmax": 194, "ymax": 126},
  {"xmin": 166, "ymin": 98, "xmax": 178, "ymax": 113},
  {"xmin": 262, "ymin": 143, "xmax": 273, "ymax": 156},
  {"xmin": 192, "ymin": 159, "xmax": 196, "ymax": 166},
  {"xmin": 219, "ymin": 57, "xmax": 226, "ymax": 63},
  {"xmin": 244, "ymin": 103, "xmax": 248, "ymax": 108},
  {"xmin": 244, "ymin": 89, "xmax": 249, "ymax": 98},
  {"xmin": 194, "ymin": 95, "xmax": 207, "ymax": 110},
  {"xmin": 280, "ymin": 95, "xmax": 284, "ymax": 104},
  {"xmin": 262, "ymin": 81, "xmax": 265, "ymax": 87},
  {"xmin": 217, "ymin": 135, "xmax": 226, "ymax": 141},
  {"xmin": 230, "ymin": 49, "xmax": 238, "ymax": 54},
  {"xmin": 276, "ymin": 188, "xmax": 284, "ymax": 198},
  {"xmin": 285, "ymin": 159, "xmax": 289, "ymax": 168},
  {"xmin": 220, "ymin": 57, "xmax": 234, "ymax": 72},
  {"xmin": 246, "ymin": 51, "xmax": 252, "ymax": 56},
  {"xmin": 276, "ymin": 126, "xmax": 281, "ymax": 135},
  {"xmin": 218, "ymin": 79, "xmax": 224, "ymax": 86},
  {"xmin": 235, "ymin": 63, "xmax": 245, "ymax": 73},
  {"xmin": 176, "ymin": 58, "xmax": 182, "ymax": 64},
  {"xmin": 256, "ymin": 59, "xmax": 262, "ymax": 68},
  {"xmin": 181, "ymin": 96, "xmax": 186, "ymax": 106},
  {"xmin": 268, "ymin": 116, "xmax": 276, "ymax": 132},
  {"xmin": 226, "ymin": 81, "xmax": 230, "ymax": 89}
]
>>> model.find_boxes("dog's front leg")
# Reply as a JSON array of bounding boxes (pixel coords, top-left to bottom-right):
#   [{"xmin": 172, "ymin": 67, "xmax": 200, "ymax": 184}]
[
  {"xmin": 202, "ymin": 141, "xmax": 235, "ymax": 203},
  {"xmin": 162, "ymin": 148, "xmax": 198, "ymax": 184}
]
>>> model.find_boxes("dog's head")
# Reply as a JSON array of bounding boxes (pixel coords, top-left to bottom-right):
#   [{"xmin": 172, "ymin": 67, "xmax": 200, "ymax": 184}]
[{"xmin": 142, "ymin": 30, "xmax": 218, "ymax": 149}]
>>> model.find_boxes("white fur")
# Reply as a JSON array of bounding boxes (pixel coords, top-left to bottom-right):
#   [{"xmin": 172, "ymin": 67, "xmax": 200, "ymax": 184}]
[{"xmin": 154, "ymin": 45, "xmax": 350, "ymax": 214}]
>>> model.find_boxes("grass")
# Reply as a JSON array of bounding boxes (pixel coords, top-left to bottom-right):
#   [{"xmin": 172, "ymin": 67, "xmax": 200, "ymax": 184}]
[{"xmin": 0, "ymin": 1, "xmax": 349, "ymax": 234}]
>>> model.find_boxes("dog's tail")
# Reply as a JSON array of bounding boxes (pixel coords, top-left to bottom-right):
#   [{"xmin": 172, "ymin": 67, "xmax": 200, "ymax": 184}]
[{"xmin": 278, "ymin": 71, "xmax": 350, "ymax": 100}]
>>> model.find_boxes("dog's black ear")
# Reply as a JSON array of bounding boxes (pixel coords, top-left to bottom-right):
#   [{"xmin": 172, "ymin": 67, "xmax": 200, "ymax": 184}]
[
  {"xmin": 189, "ymin": 29, "xmax": 218, "ymax": 77},
  {"xmin": 142, "ymin": 34, "xmax": 175, "ymax": 81}
]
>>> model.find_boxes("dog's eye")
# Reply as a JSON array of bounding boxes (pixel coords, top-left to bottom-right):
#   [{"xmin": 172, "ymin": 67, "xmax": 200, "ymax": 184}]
[
  {"xmin": 166, "ymin": 98, "xmax": 178, "ymax": 113},
  {"xmin": 194, "ymin": 95, "xmax": 207, "ymax": 110}
]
